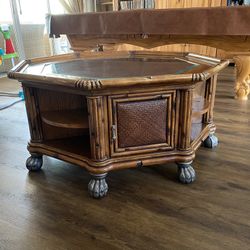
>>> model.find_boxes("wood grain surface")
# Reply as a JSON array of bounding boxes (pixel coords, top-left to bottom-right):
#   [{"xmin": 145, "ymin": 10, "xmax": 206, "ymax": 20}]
[
  {"xmin": 0, "ymin": 66, "xmax": 250, "ymax": 249},
  {"xmin": 41, "ymin": 110, "xmax": 89, "ymax": 129}
]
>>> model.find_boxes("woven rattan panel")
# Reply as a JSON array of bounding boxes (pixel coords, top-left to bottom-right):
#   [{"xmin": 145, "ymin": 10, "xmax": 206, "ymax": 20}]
[{"xmin": 117, "ymin": 99, "xmax": 167, "ymax": 148}]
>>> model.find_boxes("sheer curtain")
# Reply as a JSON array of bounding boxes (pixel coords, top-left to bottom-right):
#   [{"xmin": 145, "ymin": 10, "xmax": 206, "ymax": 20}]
[{"xmin": 59, "ymin": 0, "xmax": 84, "ymax": 13}]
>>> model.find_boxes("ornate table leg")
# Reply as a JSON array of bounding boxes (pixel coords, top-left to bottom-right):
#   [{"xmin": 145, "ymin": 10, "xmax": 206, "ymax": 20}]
[
  {"xmin": 233, "ymin": 56, "xmax": 250, "ymax": 101},
  {"xmin": 26, "ymin": 153, "xmax": 43, "ymax": 171},
  {"xmin": 203, "ymin": 133, "xmax": 218, "ymax": 149},
  {"xmin": 88, "ymin": 173, "xmax": 108, "ymax": 199},
  {"xmin": 177, "ymin": 162, "xmax": 196, "ymax": 184}
]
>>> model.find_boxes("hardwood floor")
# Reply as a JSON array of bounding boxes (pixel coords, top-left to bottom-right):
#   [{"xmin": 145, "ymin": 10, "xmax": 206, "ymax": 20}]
[{"xmin": 0, "ymin": 67, "xmax": 249, "ymax": 250}]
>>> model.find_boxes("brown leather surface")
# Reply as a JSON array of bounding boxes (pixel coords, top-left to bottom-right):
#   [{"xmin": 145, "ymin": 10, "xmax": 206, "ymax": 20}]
[
  {"xmin": 117, "ymin": 99, "xmax": 167, "ymax": 148},
  {"xmin": 49, "ymin": 6, "xmax": 250, "ymax": 37}
]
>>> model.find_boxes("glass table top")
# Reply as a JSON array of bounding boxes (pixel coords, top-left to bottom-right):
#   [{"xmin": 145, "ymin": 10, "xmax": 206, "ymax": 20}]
[{"xmin": 25, "ymin": 57, "xmax": 200, "ymax": 79}]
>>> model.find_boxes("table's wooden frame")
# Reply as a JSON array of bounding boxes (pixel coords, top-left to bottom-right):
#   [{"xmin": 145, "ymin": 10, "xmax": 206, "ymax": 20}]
[{"xmin": 8, "ymin": 51, "xmax": 229, "ymax": 198}]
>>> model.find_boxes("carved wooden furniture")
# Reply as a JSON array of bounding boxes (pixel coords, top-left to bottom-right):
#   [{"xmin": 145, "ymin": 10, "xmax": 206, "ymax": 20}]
[
  {"xmin": 48, "ymin": 7, "xmax": 250, "ymax": 100},
  {"xmin": 8, "ymin": 51, "xmax": 229, "ymax": 198}
]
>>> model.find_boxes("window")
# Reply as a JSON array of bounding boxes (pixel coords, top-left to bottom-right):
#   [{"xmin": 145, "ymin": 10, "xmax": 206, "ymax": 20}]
[{"xmin": 0, "ymin": 1, "xmax": 12, "ymax": 23}]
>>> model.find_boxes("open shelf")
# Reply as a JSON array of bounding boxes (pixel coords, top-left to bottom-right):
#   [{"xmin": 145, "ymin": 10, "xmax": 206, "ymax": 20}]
[
  {"xmin": 41, "ymin": 110, "xmax": 89, "ymax": 129},
  {"xmin": 192, "ymin": 96, "xmax": 209, "ymax": 116},
  {"xmin": 44, "ymin": 135, "xmax": 91, "ymax": 158},
  {"xmin": 191, "ymin": 123, "xmax": 206, "ymax": 142}
]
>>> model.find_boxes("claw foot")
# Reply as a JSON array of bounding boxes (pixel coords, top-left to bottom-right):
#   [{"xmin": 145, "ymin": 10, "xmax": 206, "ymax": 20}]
[
  {"xmin": 204, "ymin": 134, "xmax": 218, "ymax": 148},
  {"xmin": 177, "ymin": 162, "xmax": 196, "ymax": 184},
  {"xmin": 88, "ymin": 173, "xmax": 108, "ymax": 199},
  {"xmin": 26, "ymin": 154, "xmax": 43, "ymax": 171}
]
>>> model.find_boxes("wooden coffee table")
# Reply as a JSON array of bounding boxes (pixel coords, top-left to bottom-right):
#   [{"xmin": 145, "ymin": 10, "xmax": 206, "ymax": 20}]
[{"xmin": 8, "ymin": 51, "xmax": 228, "ymax": 198}]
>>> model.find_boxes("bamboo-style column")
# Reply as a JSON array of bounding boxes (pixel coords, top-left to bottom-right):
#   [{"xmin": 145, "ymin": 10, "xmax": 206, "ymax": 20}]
[
  {"xmin": 23, "ymin": 86, "xmax": 43, "ymax": 143},
  {"xmin": 87, "ymin": 96, "xmax": 109, "ymax": 161},
  {"xmin": 87, "ymin": 96, "xmax": 110, "ymax": 198},
  {"xmin": 178, "ymin": 89, "xmax": 192, "ymax": 150}
]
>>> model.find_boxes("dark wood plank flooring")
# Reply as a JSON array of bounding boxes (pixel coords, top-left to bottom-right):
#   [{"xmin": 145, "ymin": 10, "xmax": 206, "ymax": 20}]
[{"xmin": 0, "ymin": 67, "xmax": 249, "ymax": 250}]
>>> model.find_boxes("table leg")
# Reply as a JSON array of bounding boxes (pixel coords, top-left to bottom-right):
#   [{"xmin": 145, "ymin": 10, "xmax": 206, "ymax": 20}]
[
  {"xmin": 233, "ymin": 55, "xmax": 250, "ymax": 100},
  {"xmin": 203, "ymin": 133, "xmax": 218, "ymax": 149},
  {"xmin": 26, "ymin": 153, "xmax": 43, "ymax": 171},
  {"xmin": 177, "ymin": 162, "xmax": 196, "ymax": 184},
  {"xmin": 88, "ymin": 173, "xmax": 108, "ymax": 199}
]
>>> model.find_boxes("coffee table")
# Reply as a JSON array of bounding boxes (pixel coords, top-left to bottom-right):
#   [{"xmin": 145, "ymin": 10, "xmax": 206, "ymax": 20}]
[{"xmin": 8, "ymin": 51, "xmax": 228, "ymax": 198}]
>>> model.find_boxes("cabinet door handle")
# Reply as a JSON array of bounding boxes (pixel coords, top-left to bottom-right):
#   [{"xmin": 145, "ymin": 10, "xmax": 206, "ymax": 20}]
[{"xmin": 111, "ymin": 125, "xmax": 117, "ymax": 141}]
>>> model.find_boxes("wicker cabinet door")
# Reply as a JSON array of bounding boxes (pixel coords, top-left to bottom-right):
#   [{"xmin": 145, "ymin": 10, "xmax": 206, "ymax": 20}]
[{"xmin": 109, "ymin": 92, "xmax": 176, "ymax": 156}]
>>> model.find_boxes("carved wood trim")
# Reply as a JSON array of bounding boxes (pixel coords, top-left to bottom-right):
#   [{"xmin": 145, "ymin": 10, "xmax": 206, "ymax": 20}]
[
  {"xmin": 75, "ymin": 79, "xmax": 102, "ymax": 90},
  {"xmin": 7, "ymin": 60, "xmax": 30, "ymax": 79},
  {"xmin": 233, "ymin": 55, "xmax": 250, "ymax": 100},
  {"xmin": 192, "ymin": 72, "xmax": 210, "ymax": 82}
]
